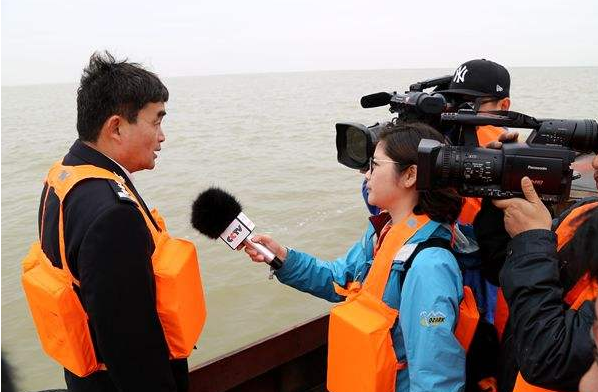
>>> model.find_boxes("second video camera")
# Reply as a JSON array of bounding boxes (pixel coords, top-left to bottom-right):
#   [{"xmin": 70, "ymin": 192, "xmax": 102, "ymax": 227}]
[{"xmin": 417, "ymin": 110, "xmax": 598, "ymax": 202}]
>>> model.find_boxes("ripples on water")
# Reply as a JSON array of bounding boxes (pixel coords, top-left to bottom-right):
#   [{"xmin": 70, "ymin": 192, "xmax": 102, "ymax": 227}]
[{"xmin": 2, "ymin": 68, "xmax": 597, "ymax": 390}]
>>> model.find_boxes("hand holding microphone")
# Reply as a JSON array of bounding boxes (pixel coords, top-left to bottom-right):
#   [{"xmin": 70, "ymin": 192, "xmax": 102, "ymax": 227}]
[
  {"xmin": 243, "ymin": 234, "xmax": 286, "ymax": 264},
  {"xmin": 191, "ymin": 187, "xmax": 284, "ymax": 269}
]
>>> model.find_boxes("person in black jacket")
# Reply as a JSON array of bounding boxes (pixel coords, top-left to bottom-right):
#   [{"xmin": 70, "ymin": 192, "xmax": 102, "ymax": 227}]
[
  {"xmin": 580, "ymin": 232, "xmax": 598, "ymax": 392},
  {"xmin": 37, "ymin": 51, "xmax": 187, "ymax": 392},
  {"xmin": 478, "ymin": 147, "xmax": 598, "ymax": 392}
]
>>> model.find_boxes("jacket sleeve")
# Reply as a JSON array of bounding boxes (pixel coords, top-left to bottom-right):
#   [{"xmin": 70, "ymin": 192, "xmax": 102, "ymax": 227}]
[
  {"xmin": 500, "ymin": 229, "xmax": 595, "ymax": 390},
  {"xmin": 77, "ymin": 204, "xmax": 177, "ymax": 392},
  {"xmin": 274, "ymin": 225, "xmax": 374, "ymax": 302},
  {"xmin": 400, "ymin": 247, "xmax": 466, "ymax": 392}
]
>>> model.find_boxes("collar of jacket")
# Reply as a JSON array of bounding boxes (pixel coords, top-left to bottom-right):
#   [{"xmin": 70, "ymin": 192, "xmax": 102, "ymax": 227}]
[
  {"xmin": 369, "ymin": 211, "xmax": 392, "ymax": 238},
  {"xmin": 67, "ymin": 139, "xmax": 132, "ymax": 185}
]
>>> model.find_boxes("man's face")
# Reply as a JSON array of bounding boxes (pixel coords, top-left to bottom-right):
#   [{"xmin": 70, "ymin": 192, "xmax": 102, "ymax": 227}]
[
  {"xmin": 118, "ymin": 102, "xmax": 166, "ymax": 172},
  {"xmin": 477, "ymin": 97, "xmax": 510, "ymax": 112}
]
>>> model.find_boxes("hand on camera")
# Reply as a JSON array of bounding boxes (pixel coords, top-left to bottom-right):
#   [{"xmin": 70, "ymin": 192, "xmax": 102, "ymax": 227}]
[
  {"xmin": 243, "ymin": 234, "xmax": 287, "ymax": 263},
  {"xmin": 492, "ymin": 177, "xmax": 552, "ymax": 237},
  {"xmin": 485, "ymin": 130, "xmax": 519, "ymax": 149}
]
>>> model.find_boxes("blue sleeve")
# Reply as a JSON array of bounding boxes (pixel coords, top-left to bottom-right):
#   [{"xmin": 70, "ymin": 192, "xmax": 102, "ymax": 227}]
[
  {"xmin": 274, "ymin": 225, "xmax": 374, "ymax": 303},
  {"xmin": 399, "ymin": 247, "xmax": 465, "ymax": 392}
]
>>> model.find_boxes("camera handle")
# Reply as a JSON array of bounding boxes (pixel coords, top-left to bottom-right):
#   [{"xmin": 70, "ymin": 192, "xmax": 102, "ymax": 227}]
[{"xmin": 457, "ymin": 125, "xmax": 480, "ymax": 147}]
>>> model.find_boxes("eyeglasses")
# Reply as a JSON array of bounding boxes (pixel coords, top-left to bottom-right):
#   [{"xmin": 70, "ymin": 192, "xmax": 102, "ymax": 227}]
[{"xmin": 368, "ymin": 157, "xmax": 404, "ymax": 174}]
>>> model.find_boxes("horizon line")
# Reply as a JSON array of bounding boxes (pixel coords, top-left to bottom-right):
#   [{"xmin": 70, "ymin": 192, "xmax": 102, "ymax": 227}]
[{"xmin": 3, "ymin": 64, "xmax": 597, "ymax": 88}]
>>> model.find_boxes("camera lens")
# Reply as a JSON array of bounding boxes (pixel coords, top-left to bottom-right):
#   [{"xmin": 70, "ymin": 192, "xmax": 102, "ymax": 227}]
[{"xmin": 346, "ymin": 126, "xmax": 367, "ymax": 163}]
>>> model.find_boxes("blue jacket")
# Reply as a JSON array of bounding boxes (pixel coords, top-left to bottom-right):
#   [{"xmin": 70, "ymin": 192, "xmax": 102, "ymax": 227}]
[{"xmin": 275, "ymin": 219, "xmax": 466, "ymax": 392}]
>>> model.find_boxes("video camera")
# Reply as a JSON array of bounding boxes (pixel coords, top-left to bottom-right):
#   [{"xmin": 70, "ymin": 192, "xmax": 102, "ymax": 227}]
[
  {"xmin": 336, "ymin": 75, "xmax": 463, "ymax": 171},
  {"xmin": 417, "ymin": 110, "xmax": 598, "ymax": 203}
]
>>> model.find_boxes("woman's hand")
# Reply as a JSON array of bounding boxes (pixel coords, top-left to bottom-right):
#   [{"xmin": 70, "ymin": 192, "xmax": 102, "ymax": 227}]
[
  {"xmin": 492, "ymin": 176, "xmax": 552, "ymax": 237},
  {"xmin": 243, "ymin": 234, "xmax": 287, "ymax": 263}
]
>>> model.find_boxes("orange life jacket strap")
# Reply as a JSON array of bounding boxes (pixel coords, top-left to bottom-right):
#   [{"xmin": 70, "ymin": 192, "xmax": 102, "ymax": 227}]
[
  {"xmin": 513, "ymin": 372, "xmax": 563, "ymax": 392},
  {"xmin": 332, "ymin": 281, "xmax": 362, "ymax": 298},
  {"xmin": 57, "ymin": 203, "xmax": 78, "ymax": 285},
  {"xmin": 454, "ymin": 286, "xmax": 480, "ymax": 352},
  {"xmin": 362, "ymin": 214, "xmax": 431, "ymax": 300},
  {"xmin": 459, "ymin": 197, "xmax": 482, "ymax": 225},
  {"xmin": 46, "ymin": 162, "xmax": 160, "ymax": 286},
  {"xmin": 555, "ymin": 201, "xmax": 598, "ymax": 251},
  {"xmin": 494, "ymin": 288, "xmax": 509, "ymax": 341}
]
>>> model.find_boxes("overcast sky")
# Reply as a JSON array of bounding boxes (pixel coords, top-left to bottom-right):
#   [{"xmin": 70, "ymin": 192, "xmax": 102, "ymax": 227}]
[{"xmin": 2, "ymin": 0, "xmax": 597, "ymax": 86}]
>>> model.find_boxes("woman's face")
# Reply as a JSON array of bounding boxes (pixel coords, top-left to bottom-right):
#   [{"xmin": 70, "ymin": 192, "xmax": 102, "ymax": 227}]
[
  {"xmin": 365, "ymin": 142, "xmax": 410, "ymax": 210},
  {"xmin": 579, "ymin": 299, "xmax": 598, "ymax": 392}
]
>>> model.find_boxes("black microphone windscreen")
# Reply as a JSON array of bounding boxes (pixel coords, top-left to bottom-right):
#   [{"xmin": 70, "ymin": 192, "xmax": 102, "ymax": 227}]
[
  {"xmin": 360, "ymin": 92, "xmax": 392, "ymax": 108},
  {"xmin": 191, "ymin": 187, "xmax": 242, "ymax": 239}
]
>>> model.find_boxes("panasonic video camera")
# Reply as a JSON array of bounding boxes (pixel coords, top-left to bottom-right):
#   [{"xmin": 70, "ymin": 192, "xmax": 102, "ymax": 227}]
[
  {"xmin": 336, "ymin": 75, "xmax": 466, "ymax": 171},
  {"xmin": 416, "ymin": 110, "xmax": 598, "ymax": 203}
]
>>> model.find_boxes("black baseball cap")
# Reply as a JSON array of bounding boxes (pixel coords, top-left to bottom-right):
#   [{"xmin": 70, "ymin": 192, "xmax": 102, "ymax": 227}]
[{"xmin": 437, "ymin": 59, "xmax": 510, "ymax": 99}]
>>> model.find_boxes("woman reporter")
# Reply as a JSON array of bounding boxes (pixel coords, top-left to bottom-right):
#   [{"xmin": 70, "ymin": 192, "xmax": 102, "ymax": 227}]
[{"xmin": 245, "ymin": 122, "xmax": 470, "ymax": 392}]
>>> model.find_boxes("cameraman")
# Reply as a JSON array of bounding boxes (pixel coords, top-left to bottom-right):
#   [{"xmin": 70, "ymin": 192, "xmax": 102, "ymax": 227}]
[
  {"xmin": 439, "ymin": 59, "xmax": 512, "ymax": 225},
  {"xmin": 482, "ymin": 140, "xmax": 598, "ymax": 392},
  {"xmin": 362, "ymin": 59, "xmax": 512, "ymax": 222}
]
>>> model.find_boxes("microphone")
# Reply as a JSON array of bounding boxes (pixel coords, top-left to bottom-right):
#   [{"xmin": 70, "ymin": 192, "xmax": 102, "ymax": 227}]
[
  {"xmin": 191, "ymin": 187, "xmax": 283, "ymax": 270},
  {"xmin": 360, "ymin": 92, "xmax": 392, "ymax": 108}
]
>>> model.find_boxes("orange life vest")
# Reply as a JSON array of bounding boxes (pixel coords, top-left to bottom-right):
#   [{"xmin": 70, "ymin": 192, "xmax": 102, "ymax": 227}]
[
  {"xmin": 327, "ymin": 214, "xmax": 480, "ymax": 392},
  {"xmin": 510, "ymin": 201, "xmax": 598, "ymax": 392},
  {"xmin": 21, "ymin": 162, "xmax": 207, "ymax": 377}
]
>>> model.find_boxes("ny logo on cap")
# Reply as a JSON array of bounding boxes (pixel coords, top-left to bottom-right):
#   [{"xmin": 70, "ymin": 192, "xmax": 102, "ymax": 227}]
[{"xmin": 453, "ymin": 65, "xmax": 468, "ymax": 84}]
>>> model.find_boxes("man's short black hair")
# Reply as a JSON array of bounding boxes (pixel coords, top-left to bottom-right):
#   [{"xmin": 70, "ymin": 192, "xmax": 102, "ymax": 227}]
[{"xmin": 76, "ymin": 51, "xmax": 169, "ymax": 142}]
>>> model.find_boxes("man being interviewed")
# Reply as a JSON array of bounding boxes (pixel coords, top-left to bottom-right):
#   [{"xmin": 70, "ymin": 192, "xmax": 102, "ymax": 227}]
[{"xmin": 21, "ymin": 52, "xmax": 205, "ymax": 392}]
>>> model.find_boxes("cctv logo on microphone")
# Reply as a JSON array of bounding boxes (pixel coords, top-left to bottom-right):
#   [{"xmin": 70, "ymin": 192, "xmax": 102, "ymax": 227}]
[
  {"xmin": 220, "ymin": 212, "xmax": 255, "ymax": 250},
  {"xmin": 226, "ymin": 225, "xmax": 244, "ymax": 243}
]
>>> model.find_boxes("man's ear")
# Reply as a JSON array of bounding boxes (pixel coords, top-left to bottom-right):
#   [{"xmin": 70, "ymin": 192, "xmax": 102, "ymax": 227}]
[
  {"xmin": 404, "ymin": 165, "xmax": 417, "ymax": 188},
  {"xmin": 102, "ymin": 115, "xmax": 123, "ymax": 142},
  {"xmin": 500, "ymin": 97, "xmax": 511, "ymax": 111}
]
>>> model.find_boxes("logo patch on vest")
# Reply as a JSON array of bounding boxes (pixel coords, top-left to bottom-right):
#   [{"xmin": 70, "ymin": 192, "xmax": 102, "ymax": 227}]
[
  {"xmin": 58, "ymin": 170, "xmax": 70, "ymax": 181},
  {"xmin": 108, "ymin": 180, "xmax": 136, "ymax": 205},
  {"xmin": 420, "ymin": 310, "xmax": 446, "ymax": 327}
]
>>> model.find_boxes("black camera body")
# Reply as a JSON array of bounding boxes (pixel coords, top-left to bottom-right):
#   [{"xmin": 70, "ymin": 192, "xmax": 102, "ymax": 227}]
[
  {"xmin": 417, "ymin": 138, "xmax": 576, "ymax": 203},
  {"xmin": 417, "ymin": 110, "xmax": 597, "ymax": 202}
]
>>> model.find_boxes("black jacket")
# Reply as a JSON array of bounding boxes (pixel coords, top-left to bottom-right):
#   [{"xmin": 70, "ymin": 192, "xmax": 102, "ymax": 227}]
[
  {"xmin": 475, "ymin": 200, "xmax": 596, "ymax": 392},
  {"xmin": 38, "ymin": 140, "xmax": 188, "ymax": 392},
  {"xmin": 498, "ymin": 229, "xmax": 595, "ymax": 391}
]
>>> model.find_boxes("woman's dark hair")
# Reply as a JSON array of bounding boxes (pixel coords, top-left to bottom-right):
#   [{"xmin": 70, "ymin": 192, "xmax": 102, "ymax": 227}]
[
  {"xmin": 76, "ymin": 51, "xmax": 169, "ymax": 142},
  {"xmin": 378, "ymin": 121, "xmax": 463, "ymax": 224}
]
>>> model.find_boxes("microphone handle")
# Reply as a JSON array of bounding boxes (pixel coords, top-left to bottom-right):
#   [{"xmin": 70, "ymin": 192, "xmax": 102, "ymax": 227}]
[{"xmin": 243, "ymin": 234, "xmax": 283, "ymax": 270}]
